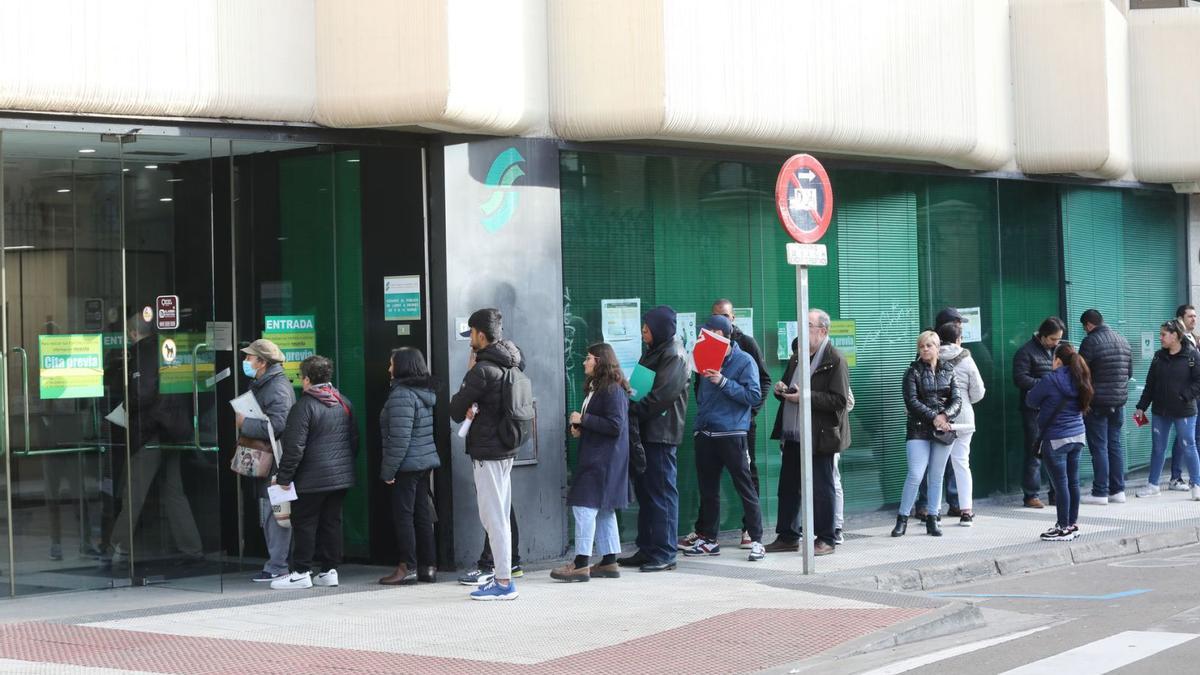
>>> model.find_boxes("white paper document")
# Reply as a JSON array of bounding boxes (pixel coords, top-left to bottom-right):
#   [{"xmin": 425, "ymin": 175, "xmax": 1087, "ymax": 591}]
[
  {"xmin": 230, "ymin": 391, "xmax": 266, "ymax": 420},
  {"xmin": 268, "ymin": 483, "xmax": 298, "ymax": 506},
  {"xmin": 105, "ymin": 403, "xmax": 127, "ymax": 429}
]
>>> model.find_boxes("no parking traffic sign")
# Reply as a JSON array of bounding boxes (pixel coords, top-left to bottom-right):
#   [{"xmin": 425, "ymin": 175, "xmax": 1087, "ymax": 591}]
[{"xmin": 775, "ymin": 154, "xmax": 833, "ymax": 244}]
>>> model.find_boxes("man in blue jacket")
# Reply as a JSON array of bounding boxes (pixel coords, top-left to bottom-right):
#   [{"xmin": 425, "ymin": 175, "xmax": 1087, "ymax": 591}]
[{"xmin": 682, "ymin": 315, "xmax": 766, "ymax": 561}]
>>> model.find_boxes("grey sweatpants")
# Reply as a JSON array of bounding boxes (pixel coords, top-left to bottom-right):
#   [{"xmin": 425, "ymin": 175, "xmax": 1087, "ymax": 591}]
[
  {"xmin": 258, "ymin": 481, "xmax": 292, "ymax": 575},
  {"xmin": 473, "ymin": 458, "xmax": 514, "ymax": 581}
]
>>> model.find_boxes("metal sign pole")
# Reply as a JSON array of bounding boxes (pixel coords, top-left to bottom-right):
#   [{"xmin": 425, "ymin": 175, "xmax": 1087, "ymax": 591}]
[{"xmin": 797, "ymin": 265, "xmax": 815, "ymax": 574}]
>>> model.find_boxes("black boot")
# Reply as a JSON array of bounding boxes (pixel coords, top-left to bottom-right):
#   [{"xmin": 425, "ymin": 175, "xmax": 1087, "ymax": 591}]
[
  {"xmin": 926, "ymin": 515, "xmax": 943, "ymax": 537},
  {"xmin": 891, "ymin": 515, "xmax": 908, "ymax": 537}
]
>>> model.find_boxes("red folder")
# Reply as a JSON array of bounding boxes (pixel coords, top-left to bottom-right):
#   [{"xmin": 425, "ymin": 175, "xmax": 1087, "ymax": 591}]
[{"xmin": 692, "ymin": 328, "xmax": 730, "ymax": 374}]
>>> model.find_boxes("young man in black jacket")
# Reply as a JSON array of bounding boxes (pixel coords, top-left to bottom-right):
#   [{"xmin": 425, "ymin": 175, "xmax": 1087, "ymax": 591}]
[
  {"xmin": 1078, "ymin": 309, "xmax": 1132, "ymax": 504},
  {"xmin": 449, "ymin": 308, "xmax": 524, "ymax": 600},
  {"xmin": 617, "ymin": 305, "xmax": 690, "ymax": 572},
  {"xmin": 1012, "ymin": 317, "xmax": 1065, "ymax": 508},
  {"xmin": 1168, "ymin": 304, "xmax": 1200, "ymax": 490}
]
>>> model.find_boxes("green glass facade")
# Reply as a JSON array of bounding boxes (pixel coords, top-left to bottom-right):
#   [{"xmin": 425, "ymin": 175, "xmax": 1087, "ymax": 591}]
[{"xmin": 559, "ymin": 150, "xmax": 1185, "ymax": 536}]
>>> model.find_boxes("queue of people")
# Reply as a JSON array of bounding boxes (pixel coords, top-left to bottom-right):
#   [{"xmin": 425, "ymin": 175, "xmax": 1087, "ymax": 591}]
[{"xmin": 233, "ymin": 297, "xmax": 1200, "ymax": 599}]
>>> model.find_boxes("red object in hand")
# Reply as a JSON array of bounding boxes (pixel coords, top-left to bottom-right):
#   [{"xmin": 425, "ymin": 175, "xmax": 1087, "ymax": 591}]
[{"xmin": 1134, "ymin": 412, "xmax": 1149, "ymax": 427}]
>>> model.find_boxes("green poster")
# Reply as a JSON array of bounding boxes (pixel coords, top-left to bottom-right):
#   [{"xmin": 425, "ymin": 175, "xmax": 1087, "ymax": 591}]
[
  {"xmin": 776, "ymin": 321, "xmax": 798, "ymax": 360},
  {"xmin": 830, "ymin": 320, "xmax": 856, "ymax": 368},
  {"xmin": 383, "ymin": 275, "xmax": 421, "ymax": 321},
  {"xmin": 39, "ymin": 334, "xmax": 103, "ymax": 399},
  {"xmin": 263, "ymin": 315, "xmax": 316, "ymax": 387},
  {"xmin": 158, "ymin": 333, "xmax": 215, "ymax": 394}
]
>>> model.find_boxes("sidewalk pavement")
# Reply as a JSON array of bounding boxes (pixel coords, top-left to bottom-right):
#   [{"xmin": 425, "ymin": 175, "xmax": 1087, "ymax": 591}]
[{"xmin": 0, "ymin": 482, "xmax": 1197, "ymax": 674}]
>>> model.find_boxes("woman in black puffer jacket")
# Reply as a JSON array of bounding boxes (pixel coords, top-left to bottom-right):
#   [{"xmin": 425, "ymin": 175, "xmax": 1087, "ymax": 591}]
[
  {"xmin": 378, "ymin": 348, "xmax": 441, "ymax": 586},
  {"xmin": 893, "ymin": 331, "xmax": 962, "ymax": 538},
  {"xmin": 273, "ymin": 355, "xmax": 357, "ymax": 590}
]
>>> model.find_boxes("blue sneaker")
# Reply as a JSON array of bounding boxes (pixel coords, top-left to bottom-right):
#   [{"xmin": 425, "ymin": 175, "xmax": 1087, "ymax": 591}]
[{"xmin": 470, "ymin": 579, "xmax": 519, "ymax": 601}]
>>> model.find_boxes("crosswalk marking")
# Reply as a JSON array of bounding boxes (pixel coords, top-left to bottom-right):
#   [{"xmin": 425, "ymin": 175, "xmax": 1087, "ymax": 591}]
[
  {"xmin": 859, "ymin": 625, "xmax": 1055, "ymax": 675},
  {"xmin": 1000, "ymin": 631, "xmax": 1197, "ymax": 674}
]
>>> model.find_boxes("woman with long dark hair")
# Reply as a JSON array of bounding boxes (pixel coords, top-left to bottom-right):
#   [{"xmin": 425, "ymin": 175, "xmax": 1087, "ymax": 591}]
[
  {"xmin": 892, "ymin": 331, "xmax": 961, "ymax": 538},
  {"xmin": 1134, "ymin": 320, "xmax": 1200, "ymax": 500},
  {"xmin": 1027, "ymin": 342, "xmax": 1093, "ymax": 541},
  {"xmin": 378, "ymin": 347, "xmax": 441, "ymax": 585},
  {"xmin": 553, "ymin": 343, "xmax": 631, "ymax": 582}
]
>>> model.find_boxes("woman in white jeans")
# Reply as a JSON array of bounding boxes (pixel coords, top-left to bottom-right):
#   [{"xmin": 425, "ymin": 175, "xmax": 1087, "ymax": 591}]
[{"xmin": 936, "ymin": 322, "xmax": 985, "ymax": 526}]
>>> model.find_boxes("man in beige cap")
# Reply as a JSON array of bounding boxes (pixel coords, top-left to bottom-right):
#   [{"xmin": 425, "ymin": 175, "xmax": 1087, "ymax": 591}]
[{"xmin": 236, "ymin": 339, "xmax": 296, "ymax": 582}]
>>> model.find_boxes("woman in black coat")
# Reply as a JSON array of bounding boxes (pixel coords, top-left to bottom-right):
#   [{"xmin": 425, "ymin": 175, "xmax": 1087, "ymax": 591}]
[
  {"xmin": 552, "ymin": 343, "xmax": 631, "ymax": 582},
  {"xmin": 272, "ymin": 355, "xmax": 357, "ymax": 590}
]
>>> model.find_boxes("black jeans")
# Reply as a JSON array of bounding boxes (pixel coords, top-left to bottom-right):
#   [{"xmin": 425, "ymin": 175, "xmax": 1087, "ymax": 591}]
[
  {"xmin": 1022, "ymin": 408, "xmax": 1054, "ymax": 501},
  {"xmin": 391, "ymin": 470, "xmax": 436, "ymax": 569},
  {"xmin": 476, "ymin": 505, "xmax": 521, "ymax": 570},
  {"xmin": 775, "ymin": 441, "xmax": 837, "ymax": 546},
  {"xmin": 289, "ymin": 488, "xmax": 347, "ymax": 574},
  {"xmin": 694, "ymin": 434, "xmax": 763, "ymax": 542},
  {"xmin": 747, "ymin": 418, "xmax": 761, "ymax": 496}
]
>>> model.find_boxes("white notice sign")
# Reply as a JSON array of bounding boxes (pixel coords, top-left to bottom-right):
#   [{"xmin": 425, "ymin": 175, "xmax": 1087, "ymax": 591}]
[
  {"xmin": 957, "ymin": 307, "xmax": 982, "ymax": 343},
  {"xmin": 1141, "ymin": 332, "xmax": 1155, "ymax": 359}
]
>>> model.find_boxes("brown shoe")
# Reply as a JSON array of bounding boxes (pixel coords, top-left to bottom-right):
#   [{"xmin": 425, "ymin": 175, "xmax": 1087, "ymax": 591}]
[
  {"xmin": 947, "ymin": 506, "xmax": 962, "ymax": 517},
  {"xmin": 764, "ymin": 538, "xmax": 800, "ymax": 553},
  {"xmin": 814, "ymin": 541, "xmax": 835, "ymax": 556},
  {"xmin": 589, "ymin": 562, "xmax": 620, "ymax": 579},
  {"xmin": 550, "ymin": 563, "xmax": 590, "ymax": 582},
  {"xmin": 1024, "ymin": 497, "xmax": 1045, "ymax": 509},
  {"xmin": 417, "ymin": 566, "xmax": 437, "ymax": 583},
  {"xmin": 379, "ymin": 563, "xmax": 417, "ymax": 585}
]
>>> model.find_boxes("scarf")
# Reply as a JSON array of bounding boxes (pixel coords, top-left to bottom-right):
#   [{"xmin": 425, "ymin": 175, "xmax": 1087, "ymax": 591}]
[{"xmin": 782, "ymin": 336, "xmax": 829, "ymax": 442}]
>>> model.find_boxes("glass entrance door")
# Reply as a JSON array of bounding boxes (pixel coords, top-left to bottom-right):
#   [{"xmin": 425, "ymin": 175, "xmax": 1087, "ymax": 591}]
[{"xmin": 0, "ymin": 129, "xmax": 222, "ymax": 595}]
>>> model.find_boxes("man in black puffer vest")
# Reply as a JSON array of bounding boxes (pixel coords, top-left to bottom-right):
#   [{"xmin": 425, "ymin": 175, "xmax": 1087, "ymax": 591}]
[
  {"xmin": 1078, "ymin": 309, "xmax": 1132, "ymax": 504},
  {"xmin": 1012, "ymin": 317, "xmax": 1064, "ymax": 508}
]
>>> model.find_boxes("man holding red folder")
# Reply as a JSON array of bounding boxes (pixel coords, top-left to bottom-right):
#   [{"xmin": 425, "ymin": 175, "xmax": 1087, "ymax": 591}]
[{"xmin": 681, "ymin": 315, "xmax": 767, "ymax": 561}]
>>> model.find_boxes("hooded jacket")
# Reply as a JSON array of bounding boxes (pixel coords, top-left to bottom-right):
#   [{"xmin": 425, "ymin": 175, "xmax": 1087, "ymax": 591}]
[
  {"xmin": 1135, "ymin": 346, "xmax": 1200, "ymax": 418},
  {"xmin": 449, "ymin": 339, "xmax": 525, "ymax": 461},
  {"xmin": 1027, "ymin": 366, "xmax": 1085, "ymax": 442},
  {"xmin": 1078, "ymin": 324, "xmax": 1132, "ymax": 410},
  {"xmin": 695, "ymin": 342, "xmax": 762, "ymax": 433},
  {"xmin": 380, "ymin": 381, "xmax": 440, "ymax": 479},
  {"xmin": 903, "ymin": 358, "xmax": 962, "ymax": 440},
  {"xmin": 278, "ymin": 384, "xmax": 357, "ymax": 493},
  {"xmin": 938, "ymin": 344, "xmax": 985, "ymax": 427},
  {"xmin": 630, "ymin": 306, "xmax": 690, "ymax": 446}
]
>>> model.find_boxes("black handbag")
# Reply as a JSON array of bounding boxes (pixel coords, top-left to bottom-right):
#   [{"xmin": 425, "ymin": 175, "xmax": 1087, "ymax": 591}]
[{"xmin": 931, "ymin": 427, "xmax": 957, "ymax": 445}]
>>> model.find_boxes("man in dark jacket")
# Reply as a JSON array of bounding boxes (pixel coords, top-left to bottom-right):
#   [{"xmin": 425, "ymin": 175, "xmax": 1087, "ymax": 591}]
[
  {"xmin": 237, "ymin": 339, "xmax": 296, "ymax": 583},
  {"xmin": 449, "ymin": 308, "xmax": 523, "ymax": 600},
  {"xmin": 617, "ymin": 305, "xmax": 690, "ymax": 573},
  {"xmin": 1168, "ymin": 304, "xmax": 1199, "ymax": 490},
  {"xmin": 272, "ymin": 355, "xmax": 357, "ymax": 590},
  {"xmin": 1078, "ymin": 309, "xmax": 1132, "ymax": 504},
  {"xmin": 766, "ymin": 309, "xmax": 850, "ymax": 556},
  {"xmin": 1012, "ymin": 316, "xmax": 1065, "ymax": 508},
  {"xmin": 681, "ymin": 314, "xmax": 766, "ymax": 561}
]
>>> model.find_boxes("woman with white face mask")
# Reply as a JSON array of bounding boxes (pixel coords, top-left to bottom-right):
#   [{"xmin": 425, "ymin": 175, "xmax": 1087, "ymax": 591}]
[{"xmin": 236, "ymin": 339, "xmax": 295, "ymax": 583}]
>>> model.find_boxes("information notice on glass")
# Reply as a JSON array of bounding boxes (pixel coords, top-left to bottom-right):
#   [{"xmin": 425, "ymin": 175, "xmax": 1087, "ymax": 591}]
[
  {"xmin": 957, "ymin": 307, "xmax": 982, "ymax": 343},
  {"xmin": 830, "ymin": 320, "xmax": 856, "ymax": 368},
  {"xmin": 264, "ymin": 315, "xmax": 317, "ymax": 387},
  {"xmin": 384, "ymin": 275, "xmax": 422, "ymax": 321},
  {"xmin": 158, "ymin": 333, "xmax": 215, "ymax": 394},
  {"xmin": 733, "ymin": 307, "xmax": 754, "ymax": 338},
  {"xmin": 677, "ymin": 312, "xmax": 698, "ymax": 355},
  {"xmin": 39, "ymin": 334, "xmax": 103, "ymax": 399},
  {"xmin": 601, "ymin": 298, "xmax": 641, "ymax": 376}
]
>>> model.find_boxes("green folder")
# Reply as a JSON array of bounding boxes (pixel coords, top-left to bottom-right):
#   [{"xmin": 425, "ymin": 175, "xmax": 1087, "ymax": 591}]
[{"xmin": 629, "ymin": 364, "xmax": 656, "ymax": 402}]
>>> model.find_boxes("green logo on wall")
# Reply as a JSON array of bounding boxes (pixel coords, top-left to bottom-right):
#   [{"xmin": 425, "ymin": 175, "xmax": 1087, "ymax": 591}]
[{"xmin": 480, "ymin": 147, "xmax": 525, "ymax": 232}]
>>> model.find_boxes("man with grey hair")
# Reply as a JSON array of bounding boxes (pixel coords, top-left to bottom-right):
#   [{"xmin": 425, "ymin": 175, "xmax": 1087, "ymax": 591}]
[{"xmin": 766, "ymin": 308, "xmax": 850, "ymax": 555}]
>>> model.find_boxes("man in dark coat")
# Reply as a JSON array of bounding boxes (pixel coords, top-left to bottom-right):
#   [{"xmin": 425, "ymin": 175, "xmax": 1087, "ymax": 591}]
[
  {"xmin": 1168, "ymin": 304, "xmax": 1199, "ymax": 490},
  {"xmin": 449, "ymin": 308, "xmax": 523, "ymax": 600},
  {"xmin": 1012, "ymin": 316, "xmax": 1065, "ymax": 508},
  {"xmin": 238, "ymin": 339, "xmax": 295, "ymax": 583},
  {"xmin": 766, "ymin": 309, "xmax": 850, "ymax": 556},
  {"xmin": 1078, "ymin": 309, "xmax": 1132, "ymax": 504},
  {"xmin": 617, "ymin": 305, "xmax": 690, "ymax": 573},
  {"xmin": 272, "ymin": 355, "xmax": 356, "ymax": 590}
]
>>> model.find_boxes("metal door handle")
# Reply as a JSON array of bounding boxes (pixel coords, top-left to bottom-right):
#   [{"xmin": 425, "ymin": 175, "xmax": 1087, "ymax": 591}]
[
  {"xmin": 191, "ymin": 342, "xmax": 209, "ymax": 450},
  {"xmin": 11, "ymin": 347, "xmax": 29, "ymax": 457}
]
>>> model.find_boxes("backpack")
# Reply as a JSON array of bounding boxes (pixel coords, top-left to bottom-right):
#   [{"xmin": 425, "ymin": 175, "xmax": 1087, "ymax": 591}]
[{"xmin": 498, "ymin": 366, "xmax": 535, "ymax": 449}]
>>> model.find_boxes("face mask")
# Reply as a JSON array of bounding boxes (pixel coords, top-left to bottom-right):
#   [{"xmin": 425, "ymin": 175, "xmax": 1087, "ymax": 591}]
[{"xmin": 242, "ymin": 360, "xmax": 257, "ymax": 378}]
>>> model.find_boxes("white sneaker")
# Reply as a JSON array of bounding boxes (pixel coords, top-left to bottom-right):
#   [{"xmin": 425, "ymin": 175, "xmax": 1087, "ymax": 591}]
[
  {"xmin": 314, "ymin": 569, "xmax": 339, "ymax": 587},
  {"xmin": 1169, "ymin": 478, "xmax": 1190, "ymax": 492},
  {"xmin": 1136, "ymin": 484, "xmax": 1161, "ymax": 498},
  {"xmin": 1109, "ymin": 491, "xmax": 1127, "ymax": 503},
  {"xmin": 747, "ymin": 541, "xmax": 766, "ymax": 562},
  {"xmin": 270, "ymin": 571, "xmax": 312, "ymax": 590},
  {"xmin": 1191, "ymin": 485, "xmax": 1200, "ymax": 502},
  {"xmin": 1080, "ymin": 494, "xmax": 1108, "ymax": 505}
]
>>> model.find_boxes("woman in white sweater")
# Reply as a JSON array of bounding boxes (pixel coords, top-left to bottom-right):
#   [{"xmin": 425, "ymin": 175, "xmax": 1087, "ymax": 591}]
[{"xmin": 936, "ymin": 322, "xmax": 986, "ymax": 526}]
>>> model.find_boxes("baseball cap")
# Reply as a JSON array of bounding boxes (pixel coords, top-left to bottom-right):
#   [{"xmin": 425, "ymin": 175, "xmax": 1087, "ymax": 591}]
[
  {"xmin": 935, "ymin": 307, "xmax": 964, "ymax": 327},
  {"xmin": 703, "ymin": 314, "xmax": 733, "ymax": 336}
]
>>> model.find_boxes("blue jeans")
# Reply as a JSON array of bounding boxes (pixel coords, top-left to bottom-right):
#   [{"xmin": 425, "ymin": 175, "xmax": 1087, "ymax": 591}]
[
  {"xmin": 634, "ymin": 443, "xmax": 679, "ymax": 565},
  {"xmin": 915, "ymin": 464, "xmax": 958, "ymax": 513},
  {"xmin": 1084, "ymin": 406, "xmax": 1125, "ymax": 497},
  {"xmin": 1170, "ymin": 417, "xmax": 1200, "ymax": 482},
  {"xmin": 1149, "ymin": 415, "xmax": 1200, "ymax": 487},
  {"xmin": 899, "ymin": 439, "xmax": 952, "ymax": 517},
  {"xmin": 1042, "ymin": 441, "xmax": 1082, "ymax": 528},
  {"xmin": 572, "ymin": 506, "xmax": 620, "ymax": 557}
]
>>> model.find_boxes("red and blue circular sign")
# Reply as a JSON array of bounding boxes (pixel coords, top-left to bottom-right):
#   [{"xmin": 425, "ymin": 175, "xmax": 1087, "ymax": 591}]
[{"xmin": 775, "ymin": 154, "xmax": 833, "ymax": 244}]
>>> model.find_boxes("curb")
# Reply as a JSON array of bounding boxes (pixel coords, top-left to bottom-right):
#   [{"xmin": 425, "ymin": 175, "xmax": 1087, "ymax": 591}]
[
  {"xmin": 847, "ymin": 601, "xmax": 986, "ymax": 654},
  {"xmin": 837, "ymin": 525, "xmax": 1200, "ymax": 593}
]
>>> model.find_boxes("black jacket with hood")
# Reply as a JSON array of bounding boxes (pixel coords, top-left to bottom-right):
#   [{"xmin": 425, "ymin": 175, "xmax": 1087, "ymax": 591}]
[
  {"xmin": 449, "ymin": 339, "xmax": 525, "ymax": 461},
  {"xmin": 629, "ymin": 305, "xmax": 690, "ymax": 447},
  {"xmin": 278, "ymin": 384, "xmax": 358, "ymax": 493},
  {"xmin": 1136, "ymin": 346, "xmax": 1200, "ymax": 419}
]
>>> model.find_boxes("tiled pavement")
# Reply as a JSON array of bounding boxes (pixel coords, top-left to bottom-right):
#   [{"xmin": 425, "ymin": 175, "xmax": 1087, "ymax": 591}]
[{"xmin": 0, "ymin": 483, "xmax": 1197, "ymax": 674}]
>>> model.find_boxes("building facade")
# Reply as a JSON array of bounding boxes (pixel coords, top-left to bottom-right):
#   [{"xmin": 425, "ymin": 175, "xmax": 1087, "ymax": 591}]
[{"xmin": 0, "ymin": 0, "xmax": 1198, "ymax": 596}]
